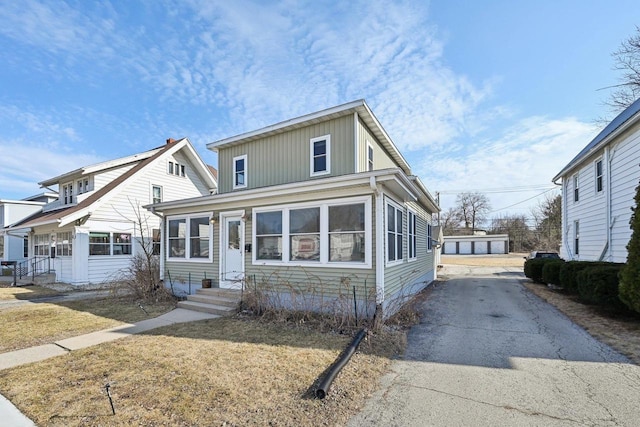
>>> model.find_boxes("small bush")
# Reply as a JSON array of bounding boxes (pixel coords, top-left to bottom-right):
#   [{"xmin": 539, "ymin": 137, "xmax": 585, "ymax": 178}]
[
  {"xmin": 524, "ymin": 258, "xmax": 557, "ymax": 283},
  {"xmin": 577, "ymin": 265, "xmax": 627, "ymax": 313},
  {"xmin": 559, "ymin": 261, "xmax": 619, "ymax": 293},
  {"xmin": 541, "ymin": 260, "xmax": 565, "ymax": 286}
]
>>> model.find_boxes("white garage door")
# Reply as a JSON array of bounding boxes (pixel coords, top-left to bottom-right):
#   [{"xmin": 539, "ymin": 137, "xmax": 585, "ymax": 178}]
[
  {"xmin": 490, "ymin": 240, "xmax": 507, "ymax": 254},
  {"xmin": 474, "ymin": 241, "xmax": 488, "ymax": 254},
  {"xmin": 459, "ymin": 241, "xmax": 472, "ymax": 254}
]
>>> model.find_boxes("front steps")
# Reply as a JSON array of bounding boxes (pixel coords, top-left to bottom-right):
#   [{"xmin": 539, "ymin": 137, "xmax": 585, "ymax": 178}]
[
  {"xmin": 12, "ymin": 273, "xmax": 56, "ymax": 287},
  {"xmin": 177, "ymin": 288, "xmax": 242, "ymax": 316}
]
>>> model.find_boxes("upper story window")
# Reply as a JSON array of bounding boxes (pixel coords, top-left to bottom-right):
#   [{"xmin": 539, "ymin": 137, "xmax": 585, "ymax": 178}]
[
  {"xmin": 386, "ymin": 201, "xmax": 404, "ymax": 264},
  {"xmin": 62, "ymin": 183, "xmax": 74, "ymax": 205},
  {"xmin": 310, "ymin": 135, "xmax": 331, "ymax": 176},
  {"xmin": 573, "ymin": 174, "xmax": 579, "ymax": 202},
  {"xmin": 76, "ymin": 178, "xmax": 91, "ymax": 195},
  {"xmin": 233, "ymin": 155, "xmax": 247, "ymax": 189},
  {"xmin": 595, "ymin": 160, "xmax": 603, "ymax": 193},
  {"xmin": 367, "ymin": 143, "xmax": 374, "ymax": 172},
  {"xmin": 152, "ymin": 185, "xmax": 162, "ymax": 204},
  {"xmin": 168, "ymin": 161, "xmax": 186, "ymax": 177}
]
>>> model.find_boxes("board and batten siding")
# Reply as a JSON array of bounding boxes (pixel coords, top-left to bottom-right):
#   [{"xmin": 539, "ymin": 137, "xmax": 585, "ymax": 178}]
[
  {"xmin": 383, "ymin": 198, "xmax": 435, "ymax": 308},
  {"xmin": 356, "ymin": 118, "xmax": 399, "ymax": 172},
  {"xmin": 217, "ymin": 115, "xmax": 355, "ymax": 193}
]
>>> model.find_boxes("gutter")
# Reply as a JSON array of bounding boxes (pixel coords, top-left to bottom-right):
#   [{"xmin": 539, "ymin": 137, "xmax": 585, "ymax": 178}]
[{"xmin": 149, "ymin": 208, "xmax": 165, "ymax": 281}]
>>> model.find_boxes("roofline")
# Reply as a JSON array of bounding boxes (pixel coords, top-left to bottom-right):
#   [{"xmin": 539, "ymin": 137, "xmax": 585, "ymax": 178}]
[
  {"xmin": 147, "ymin": 168, "xmax": 429, "ymax": 212},
  {"xmin": 553, "ymin": 97, "xmax": 640, "ymax": 182},
  {"xmin": 0, "ymin": 199, "xmax": 46, "ymax": 206},
  {"xmin": 206, "ymin": 99, "xmax": 412, "ymax": 175}
]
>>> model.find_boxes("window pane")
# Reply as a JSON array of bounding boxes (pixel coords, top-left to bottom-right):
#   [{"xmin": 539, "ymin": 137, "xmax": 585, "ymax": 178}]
[
  {"xmin": 313, "ymin": 140, "xmax": 326, "ymax": 156},
  {"xmin": 236, "ymin": 171, "xmax": 245, "ymax": 186},
  {"xmin": 190, "ymin": 217, "xmax": 209, "ymax": 237},
  {"xmin": 291, "ymin": 235, "xmax": 320, "ymax": 261},
  {"xmin": 329, "ymin": 204, "xmax": 364, "ymax": 232},
  {"xmin": 256, "ymin": 211, "xmax": 282, "ymax": 235},
  {"xmin": 169, "ymin": 219, "xmax": 186, "ymax": 238},
  {"xmin": 396, "ymin": 211, "xmax": 403, "ymax": 234},
  {"xmin": 228, "ymin": 220, "xmax": 241, "ymax": 250},
  {"xmin": 290, "ymin": 208, "xmax": 320, "ymax": 233},
  {"xmin": 387, "ymin": 208, "xmax": 395, "ymax": 232},
  {"xmin": 236, "ymin": 158, "xmax": 244, "ymax": 171},
  {"xmin": 313, "ymin": 156, "xmax": 326, "ymax": 172},
  {"xmin": 169, "ymin": 239, "xmax": 186, "ymax": 257},
  {"xmin": 191, "ymin": 239, "xmax": 209, "ymax": 258},
  {"xmin": 113, "ymin": 233, "xmax": 131, "ymax": 255},
  {"xmin": 388, "ymin": 233, "xmax": 395, "ymax": 261},
  {"xmin": 397, "ymin": 234, "xmax": 403, "ymax": 259},
  {"xmin": 330, "ymin": 233, "xmax": 364, "ymax": 262},
  {"xmin": 257, "ymin": 236, "xmax": 282, "ymax": 260}
]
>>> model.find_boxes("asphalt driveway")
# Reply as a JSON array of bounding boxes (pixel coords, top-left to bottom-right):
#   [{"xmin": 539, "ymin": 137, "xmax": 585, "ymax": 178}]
[{"xmin": 349, "ymin": 265, "xmax": 640, "ymax": 426}]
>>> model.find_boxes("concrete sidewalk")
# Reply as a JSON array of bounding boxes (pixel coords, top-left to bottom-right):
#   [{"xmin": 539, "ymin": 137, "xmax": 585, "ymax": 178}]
[{"xmin": 0, "ymin": 308, "xmax": 218, "ymax": 425}]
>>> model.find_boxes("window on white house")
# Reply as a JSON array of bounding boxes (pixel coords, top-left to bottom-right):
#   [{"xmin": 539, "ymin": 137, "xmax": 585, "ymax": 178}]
[
  {"xmin": 573, "ymin": 174, "xmax": 579, "ymax": 202},
  {"xmin": 427, "ymin": 223, "xmax": 433, "ymax": 252},
  {"xmin": 62, "ymin": 183, "xmax": 74, "ymax": 205},
  {"xmin": 152, "ymin": 185, "xmax": 162, "ymax": 204},
  {"xmin": 310, "ymin": 135, "xmax": 330, "ymax": 176},
  {"xmin": 254, "ymin": 198, "xmax": 369, "ymax": 266},
  {"xmin": 167, "ymin": 215, "xmax": 212, "ymax": 260},
  {"xmin": 329, "ymin": 204, "xmax": 365, "ymax": 262},
  {"xmin": 152, "ymin": 229, "xmax": 161, "ymax": 255},
  {"xmin": 180, "ymin": 164, "xmax": 186, "ymax": 177},
  {"xmin": 77, "ymin": 178, "xmax": 91, "ymax": 195},
  {"xmin": 89, "ymin": 232, "xmax": 131, "ymax": 256},
  {"xmin": 34, "ymin": 234, "xmax": 49, "ymax": 256},
  {"xmin": 367, "ymin": 143, "xmax": 374, "ymax": 171},
  {"xmin": 387, "ymin": 203, "xmax": 404, "ymax": 263},
  {"xmin": 56, "ymin": 232, "xmax": 72, "ymax": 256},
  {"xmin": 574, "ymin": 221, "xmax": 580, "ymax": 255},
  {"xmin": 168, "ymin": 161, "xmax": 174, "ymax": 175},
  {"xmin": 408, "ymin": 211, "xmax": 417, "ymax": 260},
  {"xmin": 290, "ymin": 207, "xmax": 320, "ymax": 261},
  {"xmin": 595, "ymin": 160, "xmax": 603, "ymax": 193},
  {"xmin": 233, "ymin": 155, "xmax": 247, "ymax": 189},
  {"xmin": 256, "ymin": 211, "xmax": 283, "ymax": 261},
  {"xmin": 23, "ymin": 237, "xmax": 28, "ymax": 258}
]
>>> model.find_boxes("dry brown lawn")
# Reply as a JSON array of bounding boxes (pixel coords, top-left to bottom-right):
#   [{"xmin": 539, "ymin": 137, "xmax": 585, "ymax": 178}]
[
  {"xmin": 0, "ymin": 317, "xmax": 403, "ymax": 426},
  {"xmin": 0, "ymin": 297, "xmax": 174, "ymax": 352},
  {"xmin": 0, "ymin": 284, "xmax": 63, "ymax": 300}
]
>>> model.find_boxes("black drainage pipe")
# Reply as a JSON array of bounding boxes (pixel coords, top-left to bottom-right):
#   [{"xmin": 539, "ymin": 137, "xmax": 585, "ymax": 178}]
[{"xmin": 315, "ymin": 328, "xmax": 367, "ymax": 399}]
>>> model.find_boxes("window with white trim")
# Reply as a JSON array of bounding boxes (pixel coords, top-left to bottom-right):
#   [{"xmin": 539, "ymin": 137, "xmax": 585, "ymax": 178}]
[
  {"xmin": 168, "ymin": 161, "xmax": 175, "ymax": 175},
  {"xmin": 233, "ymin": 155, "xmax": 247, "ymax": 189},
  {"xmin": 152, "ymin": 229, "xmax": 161, "ymax": 255},
  {"xmin": 56, "ymin": 232, "xmax": 72, "ymax": 256},
  {"xmin": 89, "ymin": 232, "xmax": 131, "ymax": 256},
  {"xmin": 367, "ymin": 142, "xmax": 374, "ymax": 171},
  {"xmin": 152, "ymin": 185, "xmax": 162, "ymax": 204},
  {"xmin": 574, "ymin": 220, "xmax": 580, "ymax": 255},
  {"xmin": 310, "ymin": 135, "xmax": 330, "ymax": 176},
  {"xmin": 254, "ymin": 197, "xmax": 369, "ymax": 266},
  {"xmin": 23, "ymin": 237, "xmax": 28, "ymax": 258},
  {"xmin": 168, "ymin": 161, "xmax": 186, "ymax": 177},
  {"xmin": 595, "ymin": 160, "xmax": 603, "ymax": 193},
  {"xmin": 34, "ymin": 234, "xmax": 49, "ymax": 256},
  {"xmin": 386, "ymin": 202, "xmax": 404, "ymax": 264},
  {"xmin": 62, "ymin": 182, "xmax": 74, "ymax": 205},
  {"xmin": 167, "ymin": 214, "xmax": 212, "ymax": 260},
  {"xmin": 408, "ymin": 211, "xmax": 417, "ymax": 260},
  {"xmin": 427, "ymin": 223, "xmax": 433, "ymax": 252},
  {"xmin": 77, "ymin": 178, "xmax": 91, "ymax": 195},
  {"xmin": 573, "ymin": 174, "xmax": 579, "ymax": 202}
]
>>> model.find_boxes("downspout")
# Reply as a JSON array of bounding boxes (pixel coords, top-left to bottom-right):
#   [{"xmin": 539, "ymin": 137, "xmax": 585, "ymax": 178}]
[
  {"xmin": 606, "ymin": 144, "xmax": 616, "ymax": 261},
  {"xmin": 149, "ymin": 208, "xmax": 165, "ymax": 281},
  {"xmin": 370, "ymin": 176, "xmax": 384, "ymax": 308},
  {"xmin": 599, "ymin": 145, "xmax": 613, "ymax": 261}
]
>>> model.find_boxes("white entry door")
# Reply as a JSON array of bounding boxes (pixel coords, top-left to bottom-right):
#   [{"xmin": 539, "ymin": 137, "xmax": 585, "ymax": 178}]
[{"xmin": 221, "ymin": 215, "xmax": 244, "ymax": 289}]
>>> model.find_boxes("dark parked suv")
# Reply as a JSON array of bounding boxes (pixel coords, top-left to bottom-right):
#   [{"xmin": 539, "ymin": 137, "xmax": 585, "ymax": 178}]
[{"xmin": 525, "ymin": 251, "xmax": 561, "ymax": 260}]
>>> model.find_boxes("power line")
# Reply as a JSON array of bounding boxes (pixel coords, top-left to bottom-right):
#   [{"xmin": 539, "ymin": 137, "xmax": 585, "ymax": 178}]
[
  {"xmin": 489, "ymin": 187, "xmax": 558, "ymax": 213},
  {"xmin": 436, "ymin": 184, "xmax": 557, "ymax": 195}
]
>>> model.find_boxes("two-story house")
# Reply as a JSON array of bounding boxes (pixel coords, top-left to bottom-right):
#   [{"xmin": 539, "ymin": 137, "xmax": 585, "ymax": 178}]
[
  {"xmin": 7, "ymin": 137, "xmax": 217, "ymax": 285},
  {"xmin": 553, "ymin": 97, "xmax": 640, "ymax": 263},
  {"xmin": 148, "ymin": 100, "xmax": 440, "ymax": 317}
]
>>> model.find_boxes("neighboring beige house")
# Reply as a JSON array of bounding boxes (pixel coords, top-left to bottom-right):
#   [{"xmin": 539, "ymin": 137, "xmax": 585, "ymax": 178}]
[
  {"xmin": 7, "ymin": 138, "xmax": 217, "ymax": 285},
  {"xmin": 148, "ymin": 100, "xmax": 440, "ymax": 316},
  {"xmin": 553, "ymin": 97, "xmax": 640, "ymax": 263}
]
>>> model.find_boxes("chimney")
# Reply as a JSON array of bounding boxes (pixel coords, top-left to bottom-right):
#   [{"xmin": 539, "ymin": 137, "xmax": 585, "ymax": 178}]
[{"xmin": 166, "ymin": 138, "xmax": 176, "ymax": 145}]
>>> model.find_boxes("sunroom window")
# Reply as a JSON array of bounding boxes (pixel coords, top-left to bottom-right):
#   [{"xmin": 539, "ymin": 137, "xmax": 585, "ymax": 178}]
[
  {"xmin": 328, "ymin": 204, "xmax": 365, "ymax": 262},
  {"xmin": 168, "ymin": 215, "xmax": 212, "ymax": 260}
]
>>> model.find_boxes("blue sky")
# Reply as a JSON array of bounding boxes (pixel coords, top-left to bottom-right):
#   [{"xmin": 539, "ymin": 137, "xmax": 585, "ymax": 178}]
[{"xmin": 1, "ymin": 0, "xmax": 639, "ymax": 222}]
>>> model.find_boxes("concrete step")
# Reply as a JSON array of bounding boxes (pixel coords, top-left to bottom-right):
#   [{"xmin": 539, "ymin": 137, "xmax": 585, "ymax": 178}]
[
  {"xmin": 177, "ymin": 300, "xmax": 237, "ymax": 316},
  {"xmin": 197, "ymin": 288, "xmax": 242, "ymax": 298},
  {"xmin": 187, "ymin": 294, "xmax": 239, "ymax": 308}
]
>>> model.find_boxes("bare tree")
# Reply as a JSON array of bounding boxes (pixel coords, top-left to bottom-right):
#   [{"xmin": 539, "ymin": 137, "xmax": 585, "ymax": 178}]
[
  {"xmin": 439, "ymin": 207, "xmax": 460, "ymax": 235},
  {"xmin": 490, "ymin": 214, "xmax": 535, "ymax": 252},
  {"xmin": 531, "ymin": 194, "xmax": 562, "ymax": 251},
  {"xmin": 455, "ymin": 192, "xmax": 491, "ymax": 233},
  {"xmin": 605, "ymin": 26, "xmax": 640, "ymax": 113}
]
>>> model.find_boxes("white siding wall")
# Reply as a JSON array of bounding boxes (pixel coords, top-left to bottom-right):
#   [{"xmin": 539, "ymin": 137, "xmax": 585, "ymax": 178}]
[{"xmin": 561, "ymin": 124, "xmax": 640, "ymax": 262}]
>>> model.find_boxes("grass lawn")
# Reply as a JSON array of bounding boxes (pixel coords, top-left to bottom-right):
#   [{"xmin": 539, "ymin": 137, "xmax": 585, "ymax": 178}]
[
  {"xmin": 0, "ymin": 284, "xmax": 63, "ymax": 300},
  {"xmin": 0, "ymin": 317, "xmax": 402, "ymax": 426},
  {"xmin": 0, "ymin": 297, "xmax": 175, "ymax": 352}
]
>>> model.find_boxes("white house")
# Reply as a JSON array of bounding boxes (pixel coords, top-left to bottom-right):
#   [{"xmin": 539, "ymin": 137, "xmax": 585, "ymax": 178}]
[
  {"xmin": 0, "ymin": 193, "xmax": 58, "ymax": 264},
  {"xmin": 553, "ymin": 97, "xmax": 640, "ymax": 263},
  {"xmin": 7, "ymin": 138, "xmax": 217, "ymax": 285},
  {"xmin": 442, "ymin": 234, "xmax": 509, "ymax": 255}
]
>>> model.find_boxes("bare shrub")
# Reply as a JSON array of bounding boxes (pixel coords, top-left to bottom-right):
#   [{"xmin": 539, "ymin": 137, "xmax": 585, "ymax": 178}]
[{"xmin": 114, "ymin": 253, "xmax": 174, "ymax": 303}]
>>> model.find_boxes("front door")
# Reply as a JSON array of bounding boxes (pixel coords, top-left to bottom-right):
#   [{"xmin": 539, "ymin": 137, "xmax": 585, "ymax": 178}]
[{"xmin": 221, "ymin": 215, "xmax": 244, "ymax": 289}]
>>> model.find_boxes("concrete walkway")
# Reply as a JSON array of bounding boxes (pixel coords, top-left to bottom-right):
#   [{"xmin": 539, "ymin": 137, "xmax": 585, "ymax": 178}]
[{"xmin": 0, "ymin": 308, "xmax": 218, "ymax": 426}]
